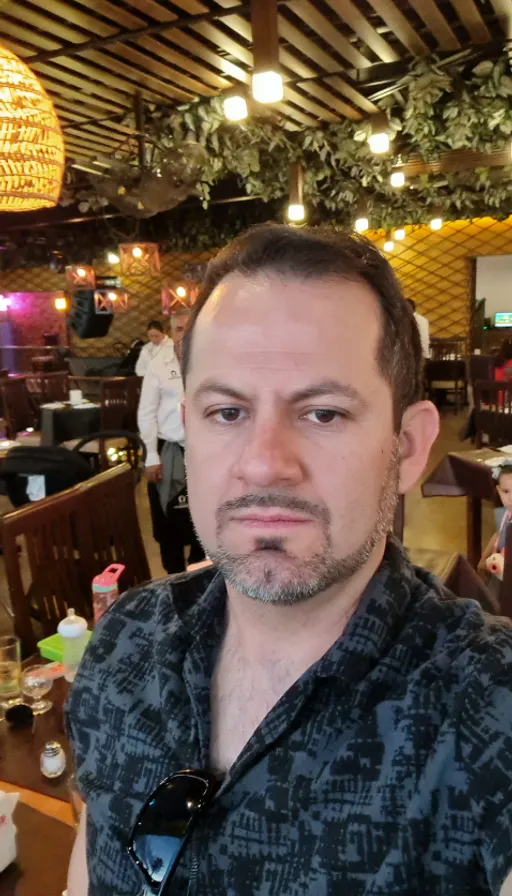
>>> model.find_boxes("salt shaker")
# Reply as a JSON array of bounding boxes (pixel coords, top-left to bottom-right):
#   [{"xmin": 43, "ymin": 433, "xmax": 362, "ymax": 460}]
[{"xmin": 41, "ymin": 741, "xmax": 67, "ymax": 779}]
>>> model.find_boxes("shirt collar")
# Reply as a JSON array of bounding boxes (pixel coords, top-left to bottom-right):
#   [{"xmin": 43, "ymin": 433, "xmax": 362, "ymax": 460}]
[{"xmin": 173, "ymin": 539, "xmax": 417, "ymax": 686}]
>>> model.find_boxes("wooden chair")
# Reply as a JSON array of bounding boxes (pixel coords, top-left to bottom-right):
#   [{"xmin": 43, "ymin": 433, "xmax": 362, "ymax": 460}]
[
  {"xmin": 1, "ymin": 487, "xmax": 91, "ymax": 656},
  {"xmin": 425, "ymin": 359, "xmax": 467, "ymax": 413},
  {"xmin": 100, "ymin": 377, "xmax": 142, "ymax": 432},
  {"xmin": 76, "ymin": 464, "xmax": 150, "ymax": 591},
  {"xmin": 469, "ymin": 354, "xmax": 495, "ymax": 385},
  {"xmin": 474, "ymin": 380, "xmax": 512, "ymax": 448},
  {"xmin": 71, "ymin": 429, "xmax": 146, "ymax": 478},
  {"xmin": 0, "ymin": 378, "xmax": 40, "ymax": 444},
  {"xmin": 26, "ymin": 371, "xmax": 69, "ymax": 407},
  {"xmin": 430, "ymin": 338, "xmax": 466, "ymax": 360},
  {"xmin": 1, "ymin": 464, "xmax": 149, "ymax": 656}
]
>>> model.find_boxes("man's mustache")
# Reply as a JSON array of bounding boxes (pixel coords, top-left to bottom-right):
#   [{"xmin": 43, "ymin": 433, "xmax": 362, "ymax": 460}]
[{"xmin": 217, "ymin": 493, "xmax": 330, "ymax": 525}]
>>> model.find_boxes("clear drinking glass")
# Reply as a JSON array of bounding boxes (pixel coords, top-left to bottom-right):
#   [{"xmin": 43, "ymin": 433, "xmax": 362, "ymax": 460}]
[
  {"xmin": 0, "ymin": 635, "xmax": 21, "ymax": 715},
  {"xmin": 21, "ymin": 664, "xmax": 53, "ymax": 715}
]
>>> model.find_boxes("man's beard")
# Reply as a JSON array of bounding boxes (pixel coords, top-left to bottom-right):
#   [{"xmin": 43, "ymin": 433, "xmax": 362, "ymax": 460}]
[{"xmin": 206, "ymin": 445, "xmax": 400, "ymax": 606}]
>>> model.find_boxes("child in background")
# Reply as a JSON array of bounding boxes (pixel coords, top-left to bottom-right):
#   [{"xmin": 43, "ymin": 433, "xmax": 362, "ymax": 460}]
[{"xmin": 478, "ymin": 461, "xmax": 512, "ymax": 578}]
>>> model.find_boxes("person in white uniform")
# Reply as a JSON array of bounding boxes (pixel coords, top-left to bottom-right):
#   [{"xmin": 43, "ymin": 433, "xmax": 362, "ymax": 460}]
[
  {"xmin": 407, "ymin": 299, "xmax": 430, "ymax": 359},
  {"xmin": 137, "ymin": 339, "xmax": 204, "ymax": 573},
  {"xmin": 135, "ymin": 320, "xmax": 172, "ymax": 377}
]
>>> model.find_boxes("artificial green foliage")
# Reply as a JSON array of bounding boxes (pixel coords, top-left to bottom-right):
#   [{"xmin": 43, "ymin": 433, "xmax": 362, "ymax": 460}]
[{"xmin": 56, "ymin": 56, "xmax": 512, "ymax": 237}]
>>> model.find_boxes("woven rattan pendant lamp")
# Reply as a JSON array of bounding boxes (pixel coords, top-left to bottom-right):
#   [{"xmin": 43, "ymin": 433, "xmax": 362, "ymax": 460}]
[{"xmin": 0, "ymin": 44, "xmax": 64, "ymax": 211}]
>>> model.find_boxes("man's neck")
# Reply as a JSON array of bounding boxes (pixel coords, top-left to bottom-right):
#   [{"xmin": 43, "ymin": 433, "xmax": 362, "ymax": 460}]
[{"xmin": 222, "ymin": 539, "xmax": 387, "ymax": 672}]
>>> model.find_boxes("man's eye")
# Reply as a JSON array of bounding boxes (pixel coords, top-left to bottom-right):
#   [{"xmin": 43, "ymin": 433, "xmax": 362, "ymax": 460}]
[
  {"xmin": 303, "ymin": 409, "xmax": 343, "ymax": 424},
  {"xmin": 213, "ymin": 408, "xmax": 246, "ymax": 423}
]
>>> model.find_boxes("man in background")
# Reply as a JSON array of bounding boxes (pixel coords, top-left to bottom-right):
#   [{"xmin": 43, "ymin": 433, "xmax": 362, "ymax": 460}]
[
  {"xmin": 170, "ymin": 309, "xmax": 190, "ymax": 361},
  {"xmin": 407, "ymin": 298, "xmax": 430, "ymax": 358},
  {"xmin": 135, "ymin": 319, "xmax": 172, "ymax": 377}
]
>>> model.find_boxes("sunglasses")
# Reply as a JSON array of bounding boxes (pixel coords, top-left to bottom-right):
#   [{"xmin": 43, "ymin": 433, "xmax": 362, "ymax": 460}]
[{"xmin": 128, "ymin": 769, "xmax": 219, "ymax": 895}]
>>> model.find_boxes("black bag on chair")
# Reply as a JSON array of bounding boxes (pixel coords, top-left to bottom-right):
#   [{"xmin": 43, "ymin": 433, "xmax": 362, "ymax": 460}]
[{"xmin": 2, "ymin": 446, "xmax": 94, "ymax": 507}]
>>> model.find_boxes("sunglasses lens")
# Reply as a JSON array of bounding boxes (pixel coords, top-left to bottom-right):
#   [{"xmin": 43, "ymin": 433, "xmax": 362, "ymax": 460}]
[{"xmin": 132, "ymin": 774, "xmax": 211, "ymax": 885}]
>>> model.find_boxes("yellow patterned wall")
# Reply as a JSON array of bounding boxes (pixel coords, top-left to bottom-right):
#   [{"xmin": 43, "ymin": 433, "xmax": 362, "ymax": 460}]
[
  {"xmin": 0, "ymin": 217, "xmax": 511, "ymax": 354},
  {"xmin": 369, "ymin": 216, "xmax": 512, "ymax": 338}
]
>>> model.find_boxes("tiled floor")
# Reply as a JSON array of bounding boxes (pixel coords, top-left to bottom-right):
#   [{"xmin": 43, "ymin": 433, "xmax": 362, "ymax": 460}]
[{"xmin": 0, "ymin": 413, "xmax": 496, "ymax": 638}]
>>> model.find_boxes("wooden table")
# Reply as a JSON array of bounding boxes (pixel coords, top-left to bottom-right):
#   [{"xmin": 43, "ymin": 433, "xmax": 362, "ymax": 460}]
[
  {"xmin": 422, "ymin": 448, "xmax": 502, "ymax": 568},
  {"xmin": 0, "ymin": 802, "xmax": 74, "ymax": 896},
  {"xmin": 0, "ymin": 678, "xmax": 71, "ymax": 803}
]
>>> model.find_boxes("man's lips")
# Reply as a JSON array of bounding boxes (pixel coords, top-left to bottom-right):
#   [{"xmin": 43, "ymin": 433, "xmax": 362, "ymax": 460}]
[{"xmin": 229, "ymin": 511, "xmax": 314, "ymax": 527}]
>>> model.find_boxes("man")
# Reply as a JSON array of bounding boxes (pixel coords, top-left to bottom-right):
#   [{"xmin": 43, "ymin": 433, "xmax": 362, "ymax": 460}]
[
  {"xmin": 137, "ymin": 332, "xmax": 204, "ymax": 573},
  {"xmin": 407, "ymin": 297, "xmax": 430, "ymax": 358},
  {"xmin": 68, "ymin": 225, "xmax": 512, "ymax": 896},
  {"xmin": 170, "ymin": 309, "xmax": 190, "ymax": 362},
  {"xmin": 135, "ymin": 319, "xmax": 172, "ymax": 377}
]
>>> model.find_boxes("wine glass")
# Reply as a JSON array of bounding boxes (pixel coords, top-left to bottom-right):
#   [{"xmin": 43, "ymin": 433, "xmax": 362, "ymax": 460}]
[{"xmin": 21, "ymin": 665, "xmax": 53, "ymax": 715}]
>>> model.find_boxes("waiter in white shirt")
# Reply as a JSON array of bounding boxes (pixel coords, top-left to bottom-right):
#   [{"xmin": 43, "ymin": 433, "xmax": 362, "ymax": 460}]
[
  {"xmin": 135, "ymin": 320, "xmax": 172, "ymax": 377},
  {"xmin": 137, "ymin": 337, "xmax": 204, "ymax": 573},
  {"xmin": 407, "ymin": 299, "xmax": 430, "ymax": 359}
]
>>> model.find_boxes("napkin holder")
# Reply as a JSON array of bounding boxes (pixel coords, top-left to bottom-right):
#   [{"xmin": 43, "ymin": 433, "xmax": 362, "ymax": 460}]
[{"xmin": 0, "ymin": 790, "xmax": 19, "ymax": 872}]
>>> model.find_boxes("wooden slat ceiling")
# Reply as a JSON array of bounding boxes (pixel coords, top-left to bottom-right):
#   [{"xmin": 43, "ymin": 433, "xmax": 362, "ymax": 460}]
[{"xmin": 0, "ymin": 0, "xmax": 509, "ymax": 167}]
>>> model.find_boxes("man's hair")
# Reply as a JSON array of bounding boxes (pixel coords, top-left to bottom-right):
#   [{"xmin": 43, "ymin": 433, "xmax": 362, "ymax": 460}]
[
  {"xmin": 147, "ymin": 319, "xmax": 164, "ymax": 332},
  {"xmin": 181, "ymin": 224, "xmax": 423, "ymax": 428},
  {"xmin": 406, "ymin": 299, "xmax": 416, "ymax": 313}
]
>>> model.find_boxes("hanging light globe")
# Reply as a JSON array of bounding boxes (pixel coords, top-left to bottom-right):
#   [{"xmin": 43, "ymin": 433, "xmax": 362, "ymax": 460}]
[{"xmin": 0, "ymin": 44, "xmax": 65, "ymax": 211}]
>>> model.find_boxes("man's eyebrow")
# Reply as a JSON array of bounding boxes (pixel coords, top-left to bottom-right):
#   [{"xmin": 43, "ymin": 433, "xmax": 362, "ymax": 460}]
[{"xmin": 192, "ymin": 378, "xmax": 366, "ymax": 405}]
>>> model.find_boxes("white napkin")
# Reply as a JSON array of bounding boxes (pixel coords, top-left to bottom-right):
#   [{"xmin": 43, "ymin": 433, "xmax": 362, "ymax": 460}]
[
  {"xmin": 0, "ymin": 791, "xmax": 19, "ymax": 872},
  {"xmin": 41, "ymin": 401, "xmax": 66, "ymax": 410}
]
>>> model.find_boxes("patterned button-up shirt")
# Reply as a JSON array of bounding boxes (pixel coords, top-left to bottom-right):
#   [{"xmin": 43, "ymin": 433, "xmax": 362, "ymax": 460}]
[{"xmin": 67, "ymin": 540, "xmax": 512, "ymax": 895}]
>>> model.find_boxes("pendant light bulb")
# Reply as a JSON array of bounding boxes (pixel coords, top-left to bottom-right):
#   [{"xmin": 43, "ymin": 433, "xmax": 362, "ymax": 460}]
[
  {"xmin": 223, "ymin": 93, "xmax": 248, "ymax": 122},
  {"xmin": 430, "ymin": 217, "xmax": 443, "ymax": 231},
  {"xmin": 394, "ymin": 228, "xmax": 406, "ymax": 241},
  {"xmin": 390, "ymin": 171, "xmax": 405, "ymax": 188},
  {"xmin": 355, "ymin": 217, "xmax": 369, "ymax": 234},
  {"xmin": 252, "ymin": 71, "xmax": 283, "ymax": 104}
]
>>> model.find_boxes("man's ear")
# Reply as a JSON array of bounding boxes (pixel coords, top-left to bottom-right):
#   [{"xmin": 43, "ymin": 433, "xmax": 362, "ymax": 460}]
[{"xmin": 398, "ymin": 401, "xmax": 440, "ymax": 494}]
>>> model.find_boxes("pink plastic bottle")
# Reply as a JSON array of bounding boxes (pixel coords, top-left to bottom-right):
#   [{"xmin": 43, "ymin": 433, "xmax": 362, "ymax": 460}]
[{"xmin": 92, "ymin": 564, "xmax": 125, "ymax": 624}]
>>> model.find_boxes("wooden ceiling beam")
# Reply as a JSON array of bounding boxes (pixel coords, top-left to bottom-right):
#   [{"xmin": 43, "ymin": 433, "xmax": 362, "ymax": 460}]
[
  {"xmin": 449, "ymin": 0, "xmax": 492, "ymax": 43},
  {"xmin": 406, "ymin": 0, "xmax": 461, "ymax": 50},
  {"xmin": 318, "ymin": 75, "xmax": 379, "ymax": 115},
  {"xmin": 364, "ymin": 0, "xmax": 430, "ymax": 56},
  {"xmin": 488, "ymin": 0, "xmax": 512, "ymax": 38},
  {"xmin": 283, "ymin": 0, "xmax": 372, "ymax": 69},
  {"xmin": 323, "ymin": 0, "xmax": 399, "ymax": 63}
]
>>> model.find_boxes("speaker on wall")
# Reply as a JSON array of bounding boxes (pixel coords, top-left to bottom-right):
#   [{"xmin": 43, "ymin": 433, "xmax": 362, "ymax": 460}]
[{"xmin": 69, "ymin": 289, "xmax": 113, "ymax": 338}]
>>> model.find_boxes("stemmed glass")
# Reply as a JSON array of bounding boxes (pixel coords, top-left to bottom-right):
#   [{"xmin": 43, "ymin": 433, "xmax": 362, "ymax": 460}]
[{"xmin": 21, "ymin": 664, "xmax": 53, "ymax": 715}]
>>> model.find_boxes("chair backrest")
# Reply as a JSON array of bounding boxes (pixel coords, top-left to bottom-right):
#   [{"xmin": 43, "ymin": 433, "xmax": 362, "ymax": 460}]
[
  {"xmin": 26, "ymin": 371, "xmax": 69, "ymax": 406},
  {"xmin": 430, "ymin": 339, "xmax": 466, "ymax": 360},
  {"xmin": 469, "ymin": 354, "xmax": 495, "ymax": 384},
  {"xmin": 1, "ymin": 487, "xmax": 90, "ymax": 656},
  {"xmin": 425, "ymin": 359, "xmax": 466, "ymax": 383},
  {"xmin": 0, "ymin": 378, "xmax": 36, "ymax": 438},
  {"xmin": 100, "ymin": 377, "xmax": 142, "ymax": 432},
  {"xmin": 1, "ymin": 463, "xmax": 149, "ymax": 655},
  {"xmin": 76, "ymin": 464, "xmax": 150, "ymax": 591},
  {"xmin": 474, "ymin": 380, "xmax": 512, "ymax": 448},
  {"xmin": 72, "ymin": 429, "xmax": 146, "ymax": 478}
]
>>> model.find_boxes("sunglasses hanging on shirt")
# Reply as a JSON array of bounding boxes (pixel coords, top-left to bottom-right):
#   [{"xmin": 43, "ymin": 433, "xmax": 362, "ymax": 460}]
[{"xmin": 128, "ymin": 769, "xmax": 219, "ymax": 895}]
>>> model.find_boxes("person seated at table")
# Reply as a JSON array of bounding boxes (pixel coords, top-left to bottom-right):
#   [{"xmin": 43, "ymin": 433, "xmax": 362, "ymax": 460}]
[
  {"xmin": 137, "ymin": 335, "xmax": 205, "ymax": 575},
  {"xmin": 68, "ymin": 225, "xmax": 512, "ymax": 896},
  {"xmin": 478, "ymin": 460, "xmax": 512, "ymax": 576},
  {"xmin": 135, "ymin": 319, "xmax": 173, "ymax": 377},
  {"xmin": 494, "ymin": 338, "xmax": 512, "ymax": 382}
]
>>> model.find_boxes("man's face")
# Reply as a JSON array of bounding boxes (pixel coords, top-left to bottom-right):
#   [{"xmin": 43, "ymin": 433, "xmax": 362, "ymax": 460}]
[
  {"xmin": 498, "ymin": 472, "xmax": 512, "ymax": 511},
  {"xmin": 185, "ymin": 273, "xmax": 400, "ymax": 604},
  {"xmin": 148, "ymin": 328, "xmax": 165, "ymax": 346}
]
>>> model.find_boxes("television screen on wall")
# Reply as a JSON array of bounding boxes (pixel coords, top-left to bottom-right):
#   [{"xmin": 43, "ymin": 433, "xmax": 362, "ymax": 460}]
[{"xmin": 495, "ymin": 312, "xmax": 512, "ymax": 328}]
